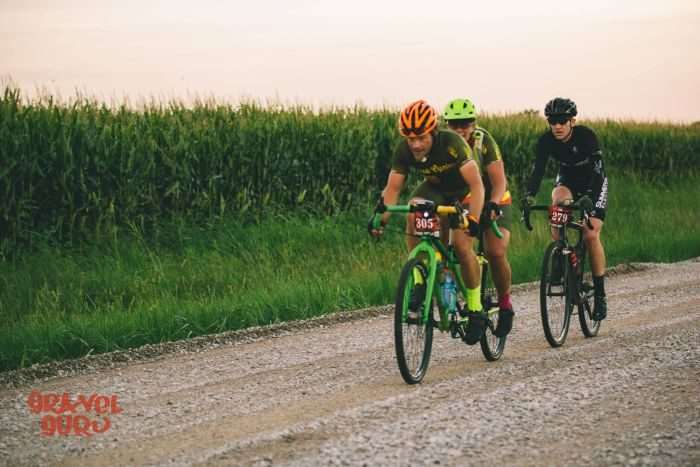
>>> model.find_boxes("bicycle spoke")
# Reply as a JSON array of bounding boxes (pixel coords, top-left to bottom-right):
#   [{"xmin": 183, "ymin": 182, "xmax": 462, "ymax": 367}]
[
  {"xmin": 540, "ymin": 243, "xmax": 572, "ymax": 347},
  {"xmin": 395, "ymin": 259, "xmax": 433, "ymax": 384}
]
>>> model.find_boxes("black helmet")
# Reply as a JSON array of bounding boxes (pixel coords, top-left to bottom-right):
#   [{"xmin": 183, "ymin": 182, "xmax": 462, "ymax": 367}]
[{"xmin": 544, "ymin": 97, "xmax": 577, "ymax": 117}]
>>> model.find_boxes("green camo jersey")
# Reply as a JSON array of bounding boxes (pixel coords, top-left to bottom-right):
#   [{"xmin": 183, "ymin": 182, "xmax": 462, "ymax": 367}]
[
  {"xmin": 391, "ymin": 129, "xmax": 476, "ymax": 196},
  {"xmin": 467, "ymin": 126, "xmax": 502, "ymax": 196}
]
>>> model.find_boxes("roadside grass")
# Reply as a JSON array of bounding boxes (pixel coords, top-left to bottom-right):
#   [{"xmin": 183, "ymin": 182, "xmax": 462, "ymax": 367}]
[{"xmin": 1, "ymin": 172, "xmax": 698, "ymax": 371}]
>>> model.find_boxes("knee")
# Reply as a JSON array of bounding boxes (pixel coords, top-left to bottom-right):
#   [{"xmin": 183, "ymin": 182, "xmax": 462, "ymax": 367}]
[
  {"xmin": 485, "ymin": 246, "xmax": 501, "ymax": 260},
  {"xmin": 455, "ymin": 244, "xmax": 475, "ymax": 263},
  {"xmin": 485, "ymin": 238, "xmax": 506, "ymax": 259}
]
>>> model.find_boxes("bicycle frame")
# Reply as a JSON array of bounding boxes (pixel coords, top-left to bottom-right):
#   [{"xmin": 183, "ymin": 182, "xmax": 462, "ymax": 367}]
[
  {"xmin": 525, "ymin": 199, "xmax": 593, "ymax": 301},
  {"xmin": 380, "ymin": 202, "xmax": 501, "ymax": 331},
  {"xmin": 523, "ymin": 196, "xmax": 601, "ymax": 346},
  {"xmin": 375, "ymin": 200, "xmax": 508, "ymax": 381}
]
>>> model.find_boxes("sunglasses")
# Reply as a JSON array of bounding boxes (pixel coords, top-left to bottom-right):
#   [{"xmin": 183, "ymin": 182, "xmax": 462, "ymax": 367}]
[
  {"xmin": 547, "ymin": 116, "xmax": 570, "ymax": 126},
  {"xmin": 447, "ymin": 119, "xmax": 475, "ymax": 129}
]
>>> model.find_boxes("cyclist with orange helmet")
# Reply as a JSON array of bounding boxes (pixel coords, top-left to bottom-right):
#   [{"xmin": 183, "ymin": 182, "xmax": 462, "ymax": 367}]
[
  {"xmin": 443, "ymin": 98, "xmax": 515, "ymax": 337},
  {"xmin": 370, "ymin": 99, "xmax": 487, "ymax": 344}
]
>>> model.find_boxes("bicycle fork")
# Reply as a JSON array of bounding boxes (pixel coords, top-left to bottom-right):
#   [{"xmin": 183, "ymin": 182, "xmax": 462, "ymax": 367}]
[{"xmin": 561, "ymin": 246, "xmax": 593, "ymax": 307}]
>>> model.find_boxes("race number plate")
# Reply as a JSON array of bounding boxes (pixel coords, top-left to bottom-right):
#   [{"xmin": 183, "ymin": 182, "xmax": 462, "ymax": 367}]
[
  {"xmin": 549, "ymin": 205, "xmax": 572, "ymax": 226},
  {"xmin": 414, "ymin": 210, "xmax": 440, "ymax": 236}
]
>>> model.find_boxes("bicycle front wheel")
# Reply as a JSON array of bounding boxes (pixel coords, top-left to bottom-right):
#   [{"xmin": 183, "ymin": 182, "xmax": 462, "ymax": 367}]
[
  {"xmin": 395, "ymin": 258, "xmax": 434, "ymax": 384},
  {"xmin": 540, "ymin": 242, "xmax": 573, "ymax": 347},
  {"xmin": 479, "ymin": 259, "xmax": 506, "ymax": 361}
]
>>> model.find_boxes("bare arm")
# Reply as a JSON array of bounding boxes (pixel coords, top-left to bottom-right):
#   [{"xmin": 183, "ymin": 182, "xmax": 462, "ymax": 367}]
[
  {"xmin": 380, "ymin": 170, "xmax": 406, "ymax": 224},
  {"xmin": 459, "ymin": 160, "xmax": 484, "ymax": 220},
  {"xmin": 486, "ymin": 160, "xmax": 507, "ymax": 204}
]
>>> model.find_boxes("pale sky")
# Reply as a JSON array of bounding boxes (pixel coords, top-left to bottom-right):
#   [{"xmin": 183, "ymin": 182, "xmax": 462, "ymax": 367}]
[{"xmin": 2, "ymin": 0, "xmax": 699, "ymax": 122}]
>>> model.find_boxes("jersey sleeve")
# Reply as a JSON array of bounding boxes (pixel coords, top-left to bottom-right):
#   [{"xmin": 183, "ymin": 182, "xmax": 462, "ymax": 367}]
[
  {"xmin": 390, "ymin": 142, "xmax": 412, "ymax": 175},
  {"xmin": 583, "ymin": 127, "xmax": 606, "ymax": 193},
  {"xmin": 481, "ymin": 131, "xmax": 503, "ymax": 166},
  {"xmin": 526, "ymin": 135, "xmax": 550, "ymax": 196},
  {"xmin": 447, "ymin": 131, "xmax": 474, "ymax": 166}
]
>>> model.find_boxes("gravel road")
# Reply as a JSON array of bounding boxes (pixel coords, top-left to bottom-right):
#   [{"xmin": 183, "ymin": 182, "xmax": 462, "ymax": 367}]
[{"xmin": 1, "ymin": 258, "xmax": 699, "ymax": 467}]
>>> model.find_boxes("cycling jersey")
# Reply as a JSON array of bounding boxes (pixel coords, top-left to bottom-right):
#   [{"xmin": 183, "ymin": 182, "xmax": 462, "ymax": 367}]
[
  {"xmin": 467, "ymin": 127, "xmax": 513, "ymax": 229},
  {"xmin": 526, "ymin": 125, "xmax": 608, "ymax": 220},
  {"xmin": 391, "ymin": 129, "xmax": 476, "ymax": 198}
]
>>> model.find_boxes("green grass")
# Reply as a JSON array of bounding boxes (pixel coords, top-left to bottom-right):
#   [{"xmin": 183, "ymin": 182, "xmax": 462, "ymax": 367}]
[
  {"xmin": 1, "ymin": 172, "xmax": 699, "ymax": 371},
  {"xmin": 507, "ymin": 173, "xmax": 700, "ymax": 284}
]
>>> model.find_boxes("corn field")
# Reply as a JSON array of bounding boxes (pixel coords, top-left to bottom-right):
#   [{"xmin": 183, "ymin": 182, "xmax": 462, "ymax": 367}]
[{"xmin": 1, "ymin": 86, "xmax": 698, "ymax": 253}]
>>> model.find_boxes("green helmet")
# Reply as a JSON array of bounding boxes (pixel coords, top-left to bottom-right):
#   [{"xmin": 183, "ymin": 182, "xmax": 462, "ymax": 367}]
[{"xmin": 443, "ymin": 98, "xmax": 477, "ymax": 120}]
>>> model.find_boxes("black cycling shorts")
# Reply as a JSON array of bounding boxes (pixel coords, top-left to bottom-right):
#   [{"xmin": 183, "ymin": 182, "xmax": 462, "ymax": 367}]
[{"xmin": 554, "ymin": 173, "xmax": 608, "ymax": 221}]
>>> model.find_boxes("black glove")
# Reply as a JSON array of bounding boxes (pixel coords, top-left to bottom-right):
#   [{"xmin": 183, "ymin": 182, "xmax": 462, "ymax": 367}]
[
  {"xmin": 484, "ymin": 201, "xmax": 502, "ymax": 220},
  {"xmin": 578, "ymin": 195, "xmax": 594, "ymax": 212},
  {"xmin": 521, "ymin": 193, "xmax": 536, "ymax": 209},
  {"xmin": 467, "ymin": 214, "xmax": 480, "ymax": 237},
  {"xmin": 367, "ymin": 215, "xmax": 386, "ymax": 237}
]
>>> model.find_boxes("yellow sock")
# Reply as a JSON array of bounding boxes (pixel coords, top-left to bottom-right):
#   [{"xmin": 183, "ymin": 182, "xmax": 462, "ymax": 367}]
[
  {"xmin": 467, "ymin": 287, "xmax": 482, "ymax": 312},
  {"xmin": 412, "ymin": 267, "xmax": 424, "ymax": 285}
]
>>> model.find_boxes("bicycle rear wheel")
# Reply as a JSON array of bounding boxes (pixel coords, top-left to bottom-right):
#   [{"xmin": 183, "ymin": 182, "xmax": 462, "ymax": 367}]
[
  {"xmin": 540, "ymin": 242, "xmax": 573, "ymax": 347},
  {"xmin": 576, "ymin": 247, "xmax": 601, "ymax": 337},
  {"xmin": 395, "ymin": 258, "xmax": 434, "ymax": 384},
  {"xmin": 479, "ymin": 259, "xmax": 506, "ymax": 361}
]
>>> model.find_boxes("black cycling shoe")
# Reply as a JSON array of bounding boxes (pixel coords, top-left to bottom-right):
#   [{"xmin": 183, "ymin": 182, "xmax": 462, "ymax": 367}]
[
  {"xmin": 493, "ymin": 308, "xmax": 514, "ymax": 338},
  {"xmin": 593, "ymin": 295, "xmax": 607, "ymax": 321},
  {"xmin": 407, "ymin": 283, "xmax": 426, "ymax": 322},
  {"xmin": 463, "ymin": 310, "xmax": 486, "ymax": 345}
]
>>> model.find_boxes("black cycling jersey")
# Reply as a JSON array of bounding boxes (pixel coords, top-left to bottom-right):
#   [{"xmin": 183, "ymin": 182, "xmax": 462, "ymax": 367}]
[
  {"xmin": 526, "ymin": 125, "xmax": 608, "ymax": 219},
  {"xmin": 527, "ymin": 125, "xmax": 603, "ymax": 195}
]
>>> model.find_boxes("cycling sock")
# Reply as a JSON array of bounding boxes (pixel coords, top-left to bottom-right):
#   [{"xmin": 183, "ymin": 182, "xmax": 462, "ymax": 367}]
[
  {"xmin": 593, "ymin": 275, "xmax": 606, "ymax": 296},
  {"xmin": 467, "ymin": 287, "xmax": 482, "ymax": 311},
  {"xmin": 498, "ymin": 293, "xmax": 512, "ymax": 311}
]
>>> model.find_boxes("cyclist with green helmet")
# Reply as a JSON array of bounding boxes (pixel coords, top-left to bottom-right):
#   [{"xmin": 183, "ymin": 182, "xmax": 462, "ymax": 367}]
[
  {"xmin": 369, "ymin": 99, "xmax": 488, "ymax": 345},
  {"xmin": 443, "ymin": 98, "xmax": 515, "ymax": 337}
]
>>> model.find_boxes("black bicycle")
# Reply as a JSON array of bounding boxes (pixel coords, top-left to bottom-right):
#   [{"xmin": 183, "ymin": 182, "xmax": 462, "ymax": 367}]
[{"xmin": 523, "ymin": 196, "xmax": 600, "ymax": 347}]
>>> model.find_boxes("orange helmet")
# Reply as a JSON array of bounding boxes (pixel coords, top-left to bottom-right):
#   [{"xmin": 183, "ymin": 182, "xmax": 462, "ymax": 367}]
[{"xmin": 398, "ymin": 100, "xmax": 438, "ymax": 137}]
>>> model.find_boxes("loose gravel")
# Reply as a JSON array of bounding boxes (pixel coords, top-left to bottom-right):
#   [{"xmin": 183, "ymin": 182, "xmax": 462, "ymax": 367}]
[{"xmin": 0, "ymin": 258, "xmax": 698, "ymax": 467}]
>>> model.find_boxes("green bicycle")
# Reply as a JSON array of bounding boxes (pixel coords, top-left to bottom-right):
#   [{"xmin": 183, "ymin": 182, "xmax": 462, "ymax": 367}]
[{"xmin": 371, "ymin": 199, "xmax": 506, "ymax": 384}]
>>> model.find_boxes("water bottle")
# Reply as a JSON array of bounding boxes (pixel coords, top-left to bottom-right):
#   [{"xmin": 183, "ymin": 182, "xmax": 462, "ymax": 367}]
[{"xmin": 441, "ymin": 269, "xmax": 457, "ymax": 314}]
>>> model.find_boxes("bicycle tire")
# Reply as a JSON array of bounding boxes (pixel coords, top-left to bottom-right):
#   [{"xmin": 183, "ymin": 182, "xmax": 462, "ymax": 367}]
[
  {"xmin": 540, "ymin": 242, "xmax": 573, "ymax": 347},
  {"xmin": 479, "ymin": 259, "xmax": 506, "ymax": 361},
  {"xmin": 394, "ymin": 258, "xmax": 434, "ymax": 384},
  {"xmin": 576, "ymin": 247, "xmax": 601, "ymax": 337}
]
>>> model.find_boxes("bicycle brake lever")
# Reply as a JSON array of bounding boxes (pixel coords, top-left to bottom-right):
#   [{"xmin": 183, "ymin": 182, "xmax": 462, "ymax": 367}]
[
  {"xmin": 578, "ymin": 195, "xmax": 594, "ymax": 212},
  {"xmin": 374, "ymin": 197, "xmax": 387, "ymax": 214}
]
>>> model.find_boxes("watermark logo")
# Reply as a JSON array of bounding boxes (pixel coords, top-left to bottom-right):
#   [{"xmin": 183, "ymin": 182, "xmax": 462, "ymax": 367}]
[{"xmin": 26, "ymin": 390, "xmax": 122, "ymax": 436}]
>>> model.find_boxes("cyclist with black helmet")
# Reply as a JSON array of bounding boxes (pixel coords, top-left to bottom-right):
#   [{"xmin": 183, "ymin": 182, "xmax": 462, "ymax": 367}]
[
  {"xmin": 523, "ymin": 97, "xmax": 609, "ymax": 321},
  {"xmin": 370, "ymin": 99, "xmax": 487, "ymax": 344},
  {"xmin": 443, "ymin": 98, "xmax": 515, "ymax": 337}
]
